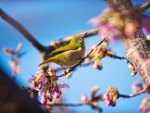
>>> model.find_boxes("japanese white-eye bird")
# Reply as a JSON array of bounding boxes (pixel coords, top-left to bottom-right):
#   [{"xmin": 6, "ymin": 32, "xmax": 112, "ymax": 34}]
[{"xmin": 39, "ymin": 33, "xmax": 86, "ymax": 67}]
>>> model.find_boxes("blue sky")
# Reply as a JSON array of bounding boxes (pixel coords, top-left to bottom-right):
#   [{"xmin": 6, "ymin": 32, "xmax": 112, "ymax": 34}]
[{"xmin": 0, "ymin": 0, "xmax": 148, "ymax": 113}]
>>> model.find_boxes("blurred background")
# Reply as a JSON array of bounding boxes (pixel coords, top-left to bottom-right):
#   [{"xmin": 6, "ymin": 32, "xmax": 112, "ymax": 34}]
[{"xmin": 0, "ymin": 0, "xmax": 148, "ymax": 113}]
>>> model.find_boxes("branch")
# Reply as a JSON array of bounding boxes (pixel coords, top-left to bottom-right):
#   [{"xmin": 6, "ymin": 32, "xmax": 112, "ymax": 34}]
[
  {"xmin": 0, "ymin": 8, "xmax": 99, "ymax": 53},
  {"xmin": 48, "ymin": 28, "xmax": 99, "ymax": 49},
  {"xmin": 57, "ymin": 37, "xmax": 107, "ymax": 77},
  {"xmin": 0, "ymin": 8, "xmax": 100, "ymax": 72},
  {"xmin": 20, "ymin": 86, "xmax": 38, "ymax": 99},
  {"xmin": 0, "ymin": 9, "xmax": 46, "ymax": 52},
  {"xmin": 1, "ymin": 0, "xmax": 149, "ymax": 54}
]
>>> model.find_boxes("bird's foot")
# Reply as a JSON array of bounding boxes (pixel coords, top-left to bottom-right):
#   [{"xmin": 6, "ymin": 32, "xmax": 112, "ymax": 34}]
[{"xmin": 60, "ymin": 65, "xmax": 68, "ymax": 75}]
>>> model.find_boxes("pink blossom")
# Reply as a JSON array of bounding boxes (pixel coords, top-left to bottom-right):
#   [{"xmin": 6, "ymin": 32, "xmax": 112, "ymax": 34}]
[
  {"xmin": 124, "ymin": 20, "xmax": 139, "ymax": 37},
  {"xmin": 98, "ymin": 23, "xmax": 121, "ymax": 42},
  {"xmin": 47, "ymin": 92, "xmax": 53, "ymax": 102},
  {"xmin": 38, "ymin": 86, "xmax": 44, "ymax": 94},
  {"xmin": 36, "ymin": 70, "xmax": 44, "ymax": 75},
  {"xmin": 3, "ymin": 48, "xmax": 15, "ymax": 55},
  {"xmin": 54, "ymin": 91, "xmax": 62, "ymax": 98},
  {"xmin": 88, "ymin": 8, "xmax": 122, "ymax": 42},
  {"xmin": 29, "ymin": 69, "xmax": 69, "ymax": 104},
  {"xmin": 89, "ymin": 17, "xmax": 121, "ymax": 42},
  {"xmin": 139, "ymin": 96, "xmax": 150, "ymax": 113},
  {"xmin": 9, "ymin": 61, "xmax": 23, "ymax": 74},
  {"xmin": 81, "ymin": 94, "xmax": 88, "ymax": 104},
  {"xmin": 88, "ymin": 8, "xmax": 111, "ymax": 27},
  {"xmin": 131, "ymin": 81, "xmax": 143, "ymax": 94},
  {"xmin": 103, "ymin": 87, "xmax": 118, "ymax": 107},
  {"xmin": 88, "ymin": 16, "xmax": 101, "ymax": 27},
  {"xmin": 93, "ymin": 62, "xmax": 103, "ymax": 70},
  {"xmin": 142, "ymin": 16, "xmax": 150, "ymax": 35},
  {"xmin": 39, "ymin": 76, "xmax": 48, "ymax": 84},
  {"xmin": 104, "ymin": 94, "xmax": 112, "ymax": 106},
  {"xmin": 3, "ymin": 43, "xmax": 24, "ymax": 78},
  {"xmin": 41, "ymin": 94, "xmax": 47, "ymax": 105}
]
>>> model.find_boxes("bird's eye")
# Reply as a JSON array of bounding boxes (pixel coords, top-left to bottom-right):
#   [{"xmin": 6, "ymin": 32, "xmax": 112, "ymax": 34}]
[{"xmin": 78, "ymin": 38, "xmax": 82, "ymax": 43}]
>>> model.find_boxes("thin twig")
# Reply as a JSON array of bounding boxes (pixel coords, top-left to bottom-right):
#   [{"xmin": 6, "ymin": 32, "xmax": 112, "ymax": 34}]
[
  {"xmin": 85, "ymin": 38, "xmax": 107, "ymax": 58},
  {"xmin": 57, "ymin": 37, "xmax": 107, "ymax": 77},
  {"xmin": 119, "ymin": 88, "xmax": 147, "ymax": 98},
  {"xmin": 0, "ymin": 8, "xmax": 46, "ymax": 52},
  {"xmin": 135, "ymin": 0, "xmax": 150, "ymax": 12},
  {"xmin": 106, "ymin": 53, "xmax": 127, "ymax": 60},
  {"xmin": 48, "ymin": 103, "xmax": 83, "ymax": 107},
  {"xmin": 47, "ymin": 102, "xmax": 102, "ymax": 112}
]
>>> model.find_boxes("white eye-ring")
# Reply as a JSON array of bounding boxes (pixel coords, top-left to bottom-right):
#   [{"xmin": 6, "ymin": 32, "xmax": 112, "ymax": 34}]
[{"xmin": 78, "ymin": 38, "xmax": 82, "ymax": 43}]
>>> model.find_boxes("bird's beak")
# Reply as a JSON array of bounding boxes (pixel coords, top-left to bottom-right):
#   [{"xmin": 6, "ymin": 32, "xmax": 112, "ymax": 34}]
[{"xmin": 82, "ymin": 32, "xmax": 87, "ymax": 38}]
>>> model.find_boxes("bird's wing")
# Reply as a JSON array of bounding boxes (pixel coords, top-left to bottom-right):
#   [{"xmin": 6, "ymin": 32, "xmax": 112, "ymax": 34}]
[{"xmin": 46, "ymin": 45, "xmax": 78, "ymax": 58}]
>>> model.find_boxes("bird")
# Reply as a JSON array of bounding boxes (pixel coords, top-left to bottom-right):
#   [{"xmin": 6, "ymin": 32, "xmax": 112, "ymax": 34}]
[{"xmin": 39, "ymin": 33, "xmax": 86, "ymax": 67}]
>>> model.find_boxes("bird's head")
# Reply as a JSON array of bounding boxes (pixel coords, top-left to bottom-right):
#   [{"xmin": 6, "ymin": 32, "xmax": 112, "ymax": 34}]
[{"xmin": 69, "ymin": 32, "xmax": 87, "ymax": 48}]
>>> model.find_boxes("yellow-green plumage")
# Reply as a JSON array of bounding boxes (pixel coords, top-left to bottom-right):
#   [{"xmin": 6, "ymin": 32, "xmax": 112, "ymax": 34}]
[{"xmin": 39, "ymin": 34, "xmax": 86, "ymax": 67}]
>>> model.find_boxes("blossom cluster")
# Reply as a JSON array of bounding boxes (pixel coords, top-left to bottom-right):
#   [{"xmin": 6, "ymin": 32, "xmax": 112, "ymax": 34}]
[
  {"xmin": 3, "ymin": 43, "xmax": 23, "ymax": 77},
  {"xmin": 28, "ymin": 68, "xmax": 69, "ymax": 105},
  {"xmin": 81, "ymin": 86, "xmax": 103, "ymax": 113},
  {"xmin": 89, "ymin": 8, "xmax": 150, "ymax": 42},
  {"xmin": 91, "ymin": 44, "xmax": 114, "ymax": 71},
  {"xmin": 103, "ymin": 87, "xmax": 119, "ymax": 106},
  {"xmin": 81, "ymin": 86, "xmax": 119, "ymax": 110},
  {"xmin": 131, "ymin": 81, "xmax": 143, "ymax": 94},
  {"xmin": 139, "ymin": 96, "xmax": 150, "ymax": 113}
]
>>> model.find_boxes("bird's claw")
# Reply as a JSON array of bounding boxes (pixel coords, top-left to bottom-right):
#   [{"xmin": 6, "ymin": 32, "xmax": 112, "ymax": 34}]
[
  {"xmin": 64, "ymin": 70, "xmax": 67, "ymax": 75},
  {"xmin": 60, "ymin": 65, "xmax": 67, "ymax": 75}
]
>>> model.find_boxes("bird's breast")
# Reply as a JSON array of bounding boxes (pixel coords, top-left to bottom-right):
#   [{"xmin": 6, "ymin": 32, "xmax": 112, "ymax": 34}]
[
  {"xmin": 65, "ymin": 47, "xmax": 84, "ymax": 59},
  {"xmin": 57, "ymin": 47, "xmax": 85, "ymax": 66}
]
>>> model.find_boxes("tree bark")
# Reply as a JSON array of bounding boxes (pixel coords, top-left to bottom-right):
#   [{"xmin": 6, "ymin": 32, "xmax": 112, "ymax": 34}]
[
  {"xmin": 105, "ymin": 0, "xmax": 150, "ymax": 90},
  {"xmin": 0, "ymin": 68, "xmax": 47, "ymax": 113}
]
